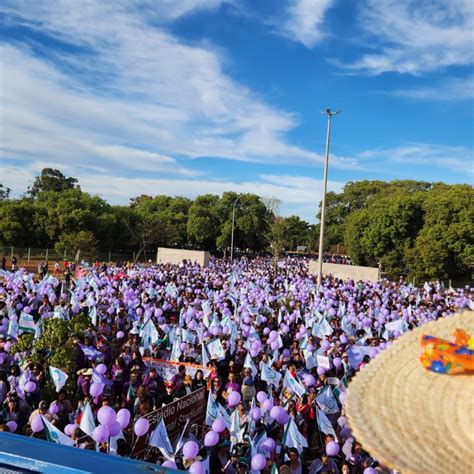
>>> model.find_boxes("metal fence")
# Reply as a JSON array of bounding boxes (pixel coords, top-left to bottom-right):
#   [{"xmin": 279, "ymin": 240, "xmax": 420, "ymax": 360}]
[{"xmin": 0, "ymin": 246, "xmax": 156, "ymax": 264}]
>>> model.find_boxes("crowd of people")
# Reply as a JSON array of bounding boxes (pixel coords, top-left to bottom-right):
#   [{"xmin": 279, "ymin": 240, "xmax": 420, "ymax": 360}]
[{"xmin": 0, "ymin": 256, "xmax": 471, "ymax": 473}]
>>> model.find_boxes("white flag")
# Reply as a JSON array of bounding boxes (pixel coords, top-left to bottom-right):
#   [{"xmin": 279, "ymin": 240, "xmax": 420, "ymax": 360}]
[
  {"xmin": 229, "ymin": 408, "xmax": 241, "ymax": 448},
  {"xmin": 260, "ymin": 363, "xmax": 282, "ymax": 387},
  {"xmin": 316, "ymin": 408, "xmax": 337, "ymax": 437},
  {"xmin": 42, "ymin": 415, "xmax": 74, "ymax": 446},
  {"xmin": 149, "ymin": 416, "xmax": 174, "ymax": 460},
  {"xmin": 207, "ymin": 339, "xmax": 226, "ymax": 361},
  {"xmin": 283, "ymin": 417, "xmax": 308, "ymax": 454},
  {"xmin": 80, "ymin": 401, "xmax": 96, "ymax": 437},
  {"xmin": 48, "ymin": 366, "xmax": 68, "ymax": 392},
  {"xmin": 205, "ymin": 391, "xmax": 219, "ymax": 426},
  {"xmin": 283, "ymin": 370, "xmax": 306, "ymax": 398},
  {"xmin": 316, "ymin": 386, "xmax": 339, "ymax": 415},
  {"xmin": 244, "ymin": 352, "xmax": 258, "ymax": 378},
  {"xmin": 18, "ymin": 312, "xmax": 37, "ymax": 334}
]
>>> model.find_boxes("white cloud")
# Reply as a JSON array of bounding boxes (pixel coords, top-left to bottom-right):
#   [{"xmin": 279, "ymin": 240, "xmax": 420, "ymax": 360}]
[
  {"xmin": 358, "ymin": 143, "xmax": 474, "ymax": 176},
  {"xmin": 389, "ymin": 75, "xmax": 474, "ymax": 102},
  {"xmin": 340, "ymin": 0, "xmax": 474, "ymax": 75},
  {"xmin": 0, "ymin": 0, "xmax": 348, "ymax": 172},
  {"xmin": 0, "ymin": 161, "xmax": 343, "ymax": 223},
  {"xmin": 280, "ymin": 0, "xmax": 335, "ymax": 47}
]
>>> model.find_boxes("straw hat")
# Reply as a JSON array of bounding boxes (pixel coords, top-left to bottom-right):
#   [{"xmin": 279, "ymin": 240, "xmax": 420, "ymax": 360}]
[{"xmin": 346, "ymin": 310, "xmax": 474, "ymax": 474}]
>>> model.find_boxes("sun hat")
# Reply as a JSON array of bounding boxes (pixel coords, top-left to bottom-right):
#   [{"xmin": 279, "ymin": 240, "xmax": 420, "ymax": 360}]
[{"xmin": 346, "ymin": 310, "xmax": 474, "ymax": 474}]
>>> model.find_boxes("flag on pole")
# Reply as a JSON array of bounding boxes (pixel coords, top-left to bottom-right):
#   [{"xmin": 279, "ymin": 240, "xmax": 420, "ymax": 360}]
[
  {"xmin": 283, "ymin": 369, "xmax": 306, "ymax": 397},
  {"xmin": 316, "ymin": 386, "xmax": 339, "ymax": 415},
  {"xmin": 149, "ymin": 416, "xmax": 174, "ymax": 460},
  {"xmin": 174, "ymin": 418, "xmax": 190, "ymax": 455},
  {"xmin": 316, "ymin": 408, "xmax": 337, "ymax": 437},
  {"xmin": 207, "ymin": 339, "xmax": 226, "ymax": 361},
  {"xmin": 89, "ymin": 306, "xmax": 97, "ymax": 326},
  {"xmin": 282, "ymin": 418, "xmax": 308, "ymax": 454},
  {"xmin": 80, "ymin": 401, "xmax": 96, "ymax": 437},
  {"xmin": 260, "ymin": 362, "xmax": 282, "ymax": 387},
  {"xmin": 18, "ymin": 312, "xmax": 37, "ymax": 334},
  {"xmin": 41, "ymin": 416, "xmax": 74, "ymax": 446},
  {"xmin": 229, "ymin": 408, "xmax": 241, "ymax": 448},
  {"xmin": 244, "ymin": 352, "xmax": 258, "ymax": 378},
  {"xmin": 48, "ymin": 366, "xmax": 68, "ymax": 392},
  {"xmin": 79, "ymin": 344, "xmax": 103, "ymax": 361},
  {"xmin": 205, "ymin": 391, "xmax": 219, "ymax": 426}
]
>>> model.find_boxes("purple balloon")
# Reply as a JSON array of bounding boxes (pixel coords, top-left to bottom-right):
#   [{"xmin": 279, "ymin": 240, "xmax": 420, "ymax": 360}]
[
  {"xmin": 116, "ymin": 408, "xmax": 131, "ymax": 429},
  {"xmin": 212, "ymin": 418, "xmax": 226, "ymax": 433},
  {"xmin": 98, "ymin": 406, "xmax": 116, "ymax": 426},
  {"xmin": 95, "ymin": 363, "xmax": 107, "ymax": 375},
  {"xmin": 326, "ymin": 440, "xmax": 340, "ymax": 456},
  {"xmin": 364, "ymin": 469, "xmax": 377, "ymax": 474},
  {"xmin": 23, "ymin": 306, "xmax": 31, "ymax": 314},
  {"xmin": 64, "ymin": 423, "xmax": 77, "ymax": 436},
  {"xmin": 276, "ymin": 410, "xmax": 289, "ymax": 425},
  {"xmin": 116, "ymin": 331, "xmax": 125, "ymax": 339},
  {"xmin": 333, "ymin": 357, "xmax": 342, "ymax": 369},
  {"xmin": 6, "ymin": 421, "xmax": 17, "ymax": 432},
  {"xmin": 317, "ymin": 367, "xmax": 326, "ymax": 376},
  {"xmin": 250, "ymin": 407, "xmax": 262, "ymax": 421},
  {"xmin": 92, "ymin": 425, "xmax": 110, "ymax": 443},
  {"xmin": 24, "ymin": 381, "xmax": 36, "ymax": 393},
  {"xmin": 262, "ymin": 399, "xmax": 273, "ymax": 412},
  {"xmin": 90, "ymin": 382, "xmax": 104, "ymax": 397},
  {"xmin": 189, "ymin": 461, "xmax": 205, "ymax": 474},
  {"xmin": 49, "ymin": 403, "xmax": 59, "ymax": 415},
  {"xmin": 134, "ymin": 417, "xmax": 150, "ymax": 437},
  {"xmin": 251, "ymin": 453, "xmax": 266, "ymax": 471},
  {"xmin": 320, "ymin": 340, "xmax": 330, "ymax": 351},
  {"xmin": 108, "ymin": 421, "xmax": 122, "ymax": 437},
  {"xmin": 228, "ymin": 391, "xmax": 241, "ymax": 407},
  {"xmin": 204, "ymin": 430, "xmax": 219, "ymax": 447},
  {"xmin": 256, "ymin": 391, "xmax": 267, "ymax": 403},
  {"xmin": 183, "ymin": 440, "xmax": 199, "ymax": 459},
  {"xmin": 270, "ymin": 406, "xmax": 281, "ymax": 420},
  {"xmin": 261, "ymin": 437, "xmax": 276, "ymax": 452},
  {"xmin": 30, "ymin": 415, "xmax": 43, "ymax": 433},
  {"xmin": 303, "ymin": 374, "xmax": 316, "ymax": 387},
  {"xmin": 162, "ymin": 460, "xmax": 178, "ymax": 469},
  {"xmin": 340, "ymin": 335, "xmax": 348, "ymax": 344}
]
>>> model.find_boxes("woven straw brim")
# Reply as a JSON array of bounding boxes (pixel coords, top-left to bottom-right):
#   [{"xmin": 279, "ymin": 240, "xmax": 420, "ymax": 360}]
[{"xmin": 346, "ymin": 310, "xmax": 474, "ymax": 474}]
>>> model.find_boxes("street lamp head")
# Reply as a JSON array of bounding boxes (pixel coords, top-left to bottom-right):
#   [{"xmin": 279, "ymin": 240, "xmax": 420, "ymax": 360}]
[{"xmin": 326, "ymin": 107, "xmax": 331, "ymax": 114}]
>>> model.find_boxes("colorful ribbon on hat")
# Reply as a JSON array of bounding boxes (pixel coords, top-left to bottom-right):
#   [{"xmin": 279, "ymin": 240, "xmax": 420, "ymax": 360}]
[{"xmin": 420, "ymin": 328, "xmax": 474, "ymax": 374}]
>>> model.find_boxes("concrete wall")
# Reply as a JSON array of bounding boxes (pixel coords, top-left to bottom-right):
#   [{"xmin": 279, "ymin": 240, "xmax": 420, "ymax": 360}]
[
  {"xmin": 156, "ymin": 247, "xmax": 210, "ymax": 267},
  {"xmin": 308, "ymin": 260, "xmax": 380, "ymax": 282}
]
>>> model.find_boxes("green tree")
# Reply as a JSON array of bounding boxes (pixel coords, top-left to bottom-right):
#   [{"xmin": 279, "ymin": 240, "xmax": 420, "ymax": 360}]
[
  {"xmin": 187, "ymin": 194, "xmax": 221, "ymax": 250},
  {"xmin": 406, "ymin": 184, "xmax": 474, "ymax": 280},
  {"xmin": 267, "ymin": 216, "xmax": 287, "ymax": 268},
  {"xmin": 0, "ymin": 183, "xmax": 11, "ymax": 200},
  {"xmin": 33, "ymin": 188, "xmax": 110, "ymax": 244},
  {"xmin": 0, "ymin": 199, "xmax": 42, "ymax": 246},
  {"xmin": 282, "ymin": 215, "xmax": 312, "ymax": 250},
  {"xmin": 28, "ymin": 168, "xmax": 79, "ymax": 198},
  {"xmin": 55, "ymin": 230, "xmax": 99, "ymax": 259},
  {"xmin": 216, "ymin": 193, "xmax": 270, "ymax": 253}
]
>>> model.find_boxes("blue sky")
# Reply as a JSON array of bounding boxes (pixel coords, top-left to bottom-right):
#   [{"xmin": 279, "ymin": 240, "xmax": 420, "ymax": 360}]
[{"xmin": 0, "ymin": 0, "xmax": 472, "ymax": 222}]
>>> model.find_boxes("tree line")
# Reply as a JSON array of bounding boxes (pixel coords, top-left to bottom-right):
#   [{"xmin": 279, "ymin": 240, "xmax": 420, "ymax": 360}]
[
  {"xmin": 0, "ymin": 168, "xmax": 313, "ymax": 260},
  {"xmin": 317, "ymin": 180, "xmax": 473, "ymax": 281},
  {"xmin": 0, "ymin": 169, "xmax": 472, "ymax": 280}
]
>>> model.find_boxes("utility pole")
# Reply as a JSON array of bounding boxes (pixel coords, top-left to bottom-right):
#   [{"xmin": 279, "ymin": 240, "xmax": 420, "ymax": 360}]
[
  {"xmin": 317, "ymin": 108, "xmax": 341, "ymax": 289},
  {"xmin": 230, "ymin": 194, "xmax": 243, "ymax": 261}
]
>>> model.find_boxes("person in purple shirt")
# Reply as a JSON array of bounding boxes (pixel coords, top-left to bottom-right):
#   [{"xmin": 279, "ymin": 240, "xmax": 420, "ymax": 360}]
[{"xmin": 224, "ymin": 372, "xmax": 240, "ymax": 394}]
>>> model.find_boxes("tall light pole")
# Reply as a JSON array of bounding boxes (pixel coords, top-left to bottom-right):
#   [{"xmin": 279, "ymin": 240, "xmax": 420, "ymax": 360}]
[
  {"xmin": 317, "ymin": 108, "xmax": 341, "ymax": 289},
  {"xmin": 230, "ymin": 194, "xmax": 243, "ymax": 261}
]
